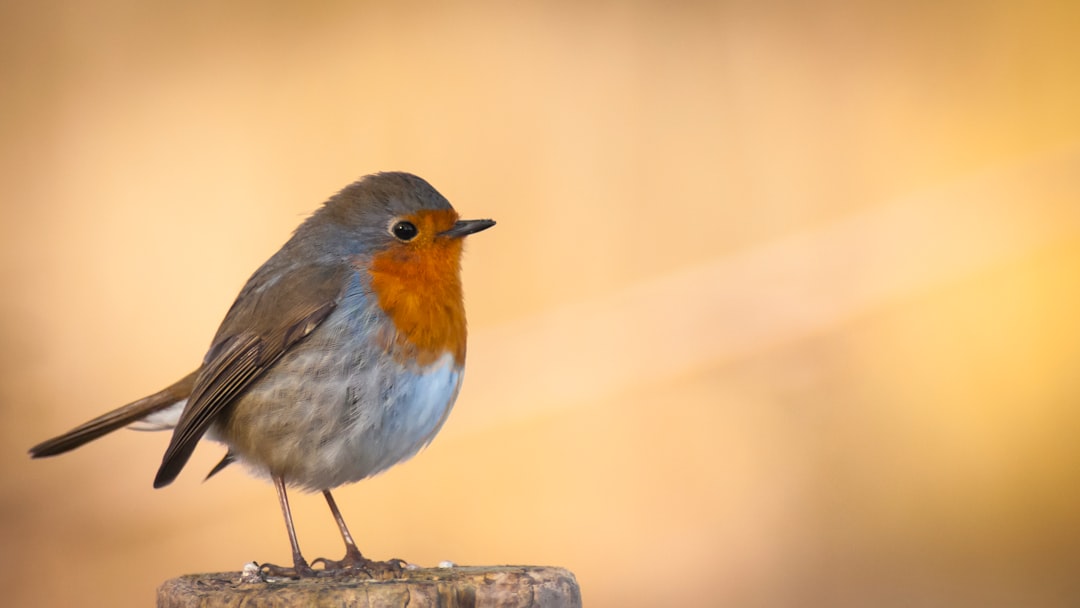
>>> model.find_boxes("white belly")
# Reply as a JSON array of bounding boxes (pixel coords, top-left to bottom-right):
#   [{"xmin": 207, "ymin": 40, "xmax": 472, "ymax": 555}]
[
  {"xmin": 330, "ymin": 351, "xmax": 463, "ymax": 483},
  {"xmin": 218, "ymin": 346, "xmax": 465, "ymax": 491}
]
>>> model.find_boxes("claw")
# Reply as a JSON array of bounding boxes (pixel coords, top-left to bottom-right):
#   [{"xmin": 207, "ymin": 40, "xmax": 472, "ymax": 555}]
[{"xmin": 309, "ymin": 553, "xmax": 407, "ymax": 579}]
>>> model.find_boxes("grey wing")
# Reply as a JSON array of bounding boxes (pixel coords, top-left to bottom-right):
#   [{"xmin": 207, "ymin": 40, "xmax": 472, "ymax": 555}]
[{"xmin": 153, "ymin": 263, "xmax": 350, "ymax": 488}]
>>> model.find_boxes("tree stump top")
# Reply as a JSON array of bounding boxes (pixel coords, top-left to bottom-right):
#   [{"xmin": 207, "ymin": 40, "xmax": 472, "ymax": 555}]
[{"xmin": 157, "ymin": 565, "xmax": 581, "ymax": 608}]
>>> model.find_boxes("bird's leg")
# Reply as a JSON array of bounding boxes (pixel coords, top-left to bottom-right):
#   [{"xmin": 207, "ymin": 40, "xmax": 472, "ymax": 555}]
[
  {"xmin": 259, "ymin": 475, "xmax": 317, "ymax": 578},
  {"xmin": 323, "ymin": 489, "xmax": 365, "ymax": 564},
  {"xmin": 310, "ymin": 489, "xmax": 406, "ymax": 578}
]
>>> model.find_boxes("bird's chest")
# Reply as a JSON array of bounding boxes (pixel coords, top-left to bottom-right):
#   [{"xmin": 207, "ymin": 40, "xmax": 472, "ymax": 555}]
[
  {"xmin": 366, "ymin": 246, "xmax": 468, "ymax": 366},
  {"xmin": 222, "ymin": 292, "xmax": 466, "ymax": 489}
]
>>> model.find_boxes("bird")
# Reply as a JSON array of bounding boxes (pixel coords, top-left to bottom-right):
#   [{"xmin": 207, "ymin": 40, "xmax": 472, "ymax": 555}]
[{"xmin": 29, "ymin": 171, "xmax": 495, "ymax": 578}]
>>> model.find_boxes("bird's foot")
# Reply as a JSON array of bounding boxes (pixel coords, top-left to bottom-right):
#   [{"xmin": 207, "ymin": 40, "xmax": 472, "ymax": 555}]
[
  {"xmin": 258, "ymin": 557, "xmax": 319, "ymax": 579},
  {"xmin": 311, "ymin": 549, "xmax": 406, "ymax": 579}
]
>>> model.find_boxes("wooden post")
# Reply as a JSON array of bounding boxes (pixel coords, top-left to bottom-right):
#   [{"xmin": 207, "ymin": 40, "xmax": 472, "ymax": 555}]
[{"xmin": 157, "ymin": 565, "xmax": 581, "ymax": 608}]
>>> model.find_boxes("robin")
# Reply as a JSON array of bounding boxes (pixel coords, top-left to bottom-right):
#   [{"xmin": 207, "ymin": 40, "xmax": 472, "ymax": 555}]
[{"xmin": 29, "ymin": 172, "xmax": 495, "ymax": 577}]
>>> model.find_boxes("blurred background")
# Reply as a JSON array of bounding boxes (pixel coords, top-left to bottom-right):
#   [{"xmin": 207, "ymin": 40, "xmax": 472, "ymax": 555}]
[{"xmin": 3, "ymin": 1, "xmax": 1079, "ymax": 606}]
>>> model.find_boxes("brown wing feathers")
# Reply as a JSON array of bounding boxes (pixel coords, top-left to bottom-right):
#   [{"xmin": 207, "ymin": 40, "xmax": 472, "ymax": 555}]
[
  {"xmin": 153, "ymin": 298, "xmax": 340, "ymax": 488},
  {"xmin": 153, "ymin": 336, "xmax": 264, "ymax": 488}
]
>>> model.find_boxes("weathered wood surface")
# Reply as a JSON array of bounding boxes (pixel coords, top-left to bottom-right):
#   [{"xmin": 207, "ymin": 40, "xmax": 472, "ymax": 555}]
[{"xmin": 157, "ymin": 565, "xmax": 581, "ymax": 608}]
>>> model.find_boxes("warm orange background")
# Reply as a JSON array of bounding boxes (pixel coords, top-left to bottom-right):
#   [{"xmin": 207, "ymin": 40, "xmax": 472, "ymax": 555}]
[{"xmin": 3, "ymin": 2, "xmax": 1080, "ymax": 607}]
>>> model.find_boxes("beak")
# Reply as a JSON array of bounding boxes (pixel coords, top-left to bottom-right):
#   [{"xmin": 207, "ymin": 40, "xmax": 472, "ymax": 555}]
[{"xmin": 439, "ymin": 218, "xmax": 496, "ymax": 239}]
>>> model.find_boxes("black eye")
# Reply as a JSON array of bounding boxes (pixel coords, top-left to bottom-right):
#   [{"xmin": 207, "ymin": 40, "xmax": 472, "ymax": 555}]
[{"xmin": 391, "ymin": 220, "xmax": 418, "ymax": 241}]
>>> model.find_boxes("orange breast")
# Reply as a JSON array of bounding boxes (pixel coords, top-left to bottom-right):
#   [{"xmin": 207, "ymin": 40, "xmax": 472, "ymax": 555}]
[{"xmin": 366, "ymin": 209, "xmax": 468, "ymax": 367}]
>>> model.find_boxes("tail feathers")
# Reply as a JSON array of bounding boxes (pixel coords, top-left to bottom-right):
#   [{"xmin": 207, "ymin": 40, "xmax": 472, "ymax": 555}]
[{"xmin": 29, "ymin": 369, "xmax": 200, "ymax": 458}]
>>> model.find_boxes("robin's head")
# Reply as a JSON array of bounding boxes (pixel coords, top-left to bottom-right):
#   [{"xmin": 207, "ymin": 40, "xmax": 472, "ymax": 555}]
[
  {"xmin": 310, "ymin": 172, "xmax": 493, "ymax": 257},
  {"xmin": 309, "ymin": 172, "xmax": 494, "ymax": 366}
]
